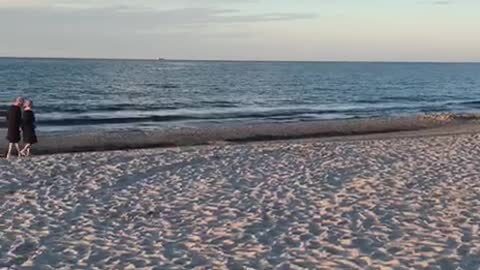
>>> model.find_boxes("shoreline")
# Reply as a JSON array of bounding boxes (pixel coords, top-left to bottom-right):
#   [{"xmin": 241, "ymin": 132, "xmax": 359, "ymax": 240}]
[{"xmin": 1, "ymin": 113, "xmax": 480, "ymax": 155}]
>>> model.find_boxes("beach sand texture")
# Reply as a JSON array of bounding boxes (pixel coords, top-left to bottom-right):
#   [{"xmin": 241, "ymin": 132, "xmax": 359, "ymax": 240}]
[{"xmin": 1, "ymin": 134, "xmax": 480, "ymax": 269}]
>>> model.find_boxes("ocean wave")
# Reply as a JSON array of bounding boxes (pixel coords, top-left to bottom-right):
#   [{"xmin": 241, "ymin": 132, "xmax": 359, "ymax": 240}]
[
  {"xmin": 140, "ymin": 83, "xmax": 180, "ymax": 89},
  {"xmin": 20, "ymin": 110, "xmax": 341, "ymax": 127},
  {"xmin": 447, "ymin": 100, "xmax": 480, "ymax": 106},
  {"xmin": 3, "ymin": 101, "xmax": 480, "ymax": 130},
  {"xmin": 27, "ymin": 105, "xmax": 467, "ymax": 127}
]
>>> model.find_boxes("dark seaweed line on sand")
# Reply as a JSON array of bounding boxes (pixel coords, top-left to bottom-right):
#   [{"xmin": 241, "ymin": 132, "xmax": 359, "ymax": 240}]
[{"xmin": 224, "ymin": 126, "xmax": 429, "ymax": 143}]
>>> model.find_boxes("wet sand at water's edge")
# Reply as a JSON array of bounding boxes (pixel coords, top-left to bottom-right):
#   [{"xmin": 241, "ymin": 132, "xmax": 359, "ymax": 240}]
[{"xmin": 1, "ymin": 131, "xmax": 480, "ymax": 268}]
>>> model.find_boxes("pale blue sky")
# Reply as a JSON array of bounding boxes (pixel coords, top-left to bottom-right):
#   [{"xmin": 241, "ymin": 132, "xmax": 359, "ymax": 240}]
[{"xmin": 0, "ymin": 0, "xmax": 479, "ymax": 61}]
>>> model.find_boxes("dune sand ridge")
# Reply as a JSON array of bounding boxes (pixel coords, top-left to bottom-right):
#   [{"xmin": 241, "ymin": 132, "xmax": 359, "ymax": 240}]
[{"xmin": 1, "ymin": 133, "xmax": 480, "ymax": 269}]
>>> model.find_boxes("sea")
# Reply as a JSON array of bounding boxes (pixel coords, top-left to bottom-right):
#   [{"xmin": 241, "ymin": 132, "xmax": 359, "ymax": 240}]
[{"xmin": 1, "ymin": 58, "xmax": 479, "ymax": 133}]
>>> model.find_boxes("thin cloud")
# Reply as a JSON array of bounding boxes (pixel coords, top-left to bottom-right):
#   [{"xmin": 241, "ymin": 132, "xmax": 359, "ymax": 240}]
[
  {"xmin": 417, "ymin": 0, "xmax": 453, "ymax": 5},
  {"xmin": 0, "ymin": 6, "xmax": 316, "ymax": 31},
  {"xmin": 432, "ymin": 0, "xmax": 451, "ymax": 4}
]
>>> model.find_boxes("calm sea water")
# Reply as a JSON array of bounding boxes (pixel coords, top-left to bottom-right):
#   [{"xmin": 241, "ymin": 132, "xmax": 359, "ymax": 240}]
[{"xmin": 1, "ymin": 58, "xmax": 479, "ymax": 132}]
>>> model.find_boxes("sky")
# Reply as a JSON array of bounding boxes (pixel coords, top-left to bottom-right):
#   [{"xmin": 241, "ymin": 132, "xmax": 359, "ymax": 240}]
[{"xmin": 0, "ymin": 0, "xmax": 479, "ymax": 62}]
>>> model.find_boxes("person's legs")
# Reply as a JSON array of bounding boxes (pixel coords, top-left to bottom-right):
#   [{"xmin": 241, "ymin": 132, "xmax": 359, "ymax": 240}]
[
  {"xmin": 15, "ymin": 143, "xmax": 21, "ymax": 157},
  {"xmin": 20, "ymin": 143, "xmax": 31, "ymax": 157},
  {"xmin": 25, "ymin": 144, "xmax": 31, "ymax": 157},
  {"xmin": 6, "ymin": 143, "xmax": 13, "ymax": 159}
]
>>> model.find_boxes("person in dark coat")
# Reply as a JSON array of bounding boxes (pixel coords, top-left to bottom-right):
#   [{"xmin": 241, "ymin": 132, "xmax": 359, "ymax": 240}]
[
  {"xmin": 20, "ymin": 100, "xmax": 37, "ymax": 157},
  {"xmin": 5, "ymin": 97, "xmax": 24, "ymax": 159}
]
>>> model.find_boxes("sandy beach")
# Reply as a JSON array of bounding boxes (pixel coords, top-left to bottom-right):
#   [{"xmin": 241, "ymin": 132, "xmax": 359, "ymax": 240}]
[{"xmin": 1, "ymin": 130, "xmax": 480, "ymax": 269}]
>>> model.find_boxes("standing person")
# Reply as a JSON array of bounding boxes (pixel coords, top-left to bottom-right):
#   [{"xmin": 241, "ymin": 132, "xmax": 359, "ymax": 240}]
[
  {"xmin": 20, "ymin": 100, "xmax": 37, "ymax": 157},
  {"xmin": 5, "ymin": 97, "xmax": 24, "ymax": 159}
]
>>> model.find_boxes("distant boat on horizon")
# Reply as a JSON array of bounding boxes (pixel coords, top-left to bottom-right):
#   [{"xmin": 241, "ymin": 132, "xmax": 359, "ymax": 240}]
[{"xmin": 157, "ymin": 58, "xmax": 166, "ymax": 61}]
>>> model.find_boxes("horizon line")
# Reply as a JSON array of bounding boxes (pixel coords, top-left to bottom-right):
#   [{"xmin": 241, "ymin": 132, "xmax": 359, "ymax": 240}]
[{"xmin": 0, "ymin": 56, "xmax": 479, "ymax": 64}]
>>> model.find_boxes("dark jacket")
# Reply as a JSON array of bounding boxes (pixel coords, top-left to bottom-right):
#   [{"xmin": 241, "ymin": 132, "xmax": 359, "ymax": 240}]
[{"xmin": 6, "ymin": 105, "xmax": 22, "ymax": 143}]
